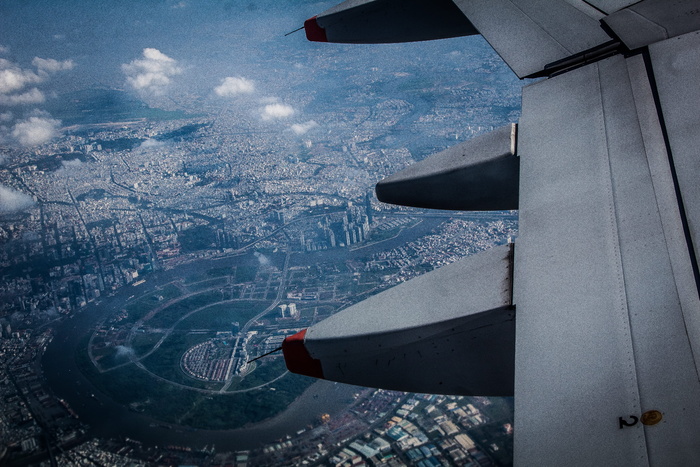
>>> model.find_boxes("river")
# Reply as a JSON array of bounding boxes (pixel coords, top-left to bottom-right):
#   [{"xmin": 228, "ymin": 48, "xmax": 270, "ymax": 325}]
[
  {"xmin": 42, "ymin": 257, "xmax": 366, "ymax": 450},
  {"xmin": 41, "ymin": 213, "xmax": 510, "ymax": 450}
]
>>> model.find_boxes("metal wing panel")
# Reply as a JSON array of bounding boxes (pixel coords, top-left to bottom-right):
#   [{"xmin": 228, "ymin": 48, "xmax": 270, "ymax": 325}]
[
  {"xmin": 562, "ymin": 0, "xmax": 607, "ymax": 20},
  {"xmin": 600, "ymin": 54, "xmax": 700, "ymax": 464},
  {"xmin": 514, "ymin": 58, "xmax": 647, "ymax": 465},
  {"xmin": 515, "ymin": 52, "xmax": 700, "ymax": 464},
  {"xmin": 305, "ymin": 307, "xmax": 516, "ymax": 395},
  {"xmin": 602, "ymin": 9, "xmax": 668, "ymax": 50},
  {"xmin": 308, "ymin": 0, "xmax": 479, "ymax": 43},
  {"xmin": 603, "ymin": 0, "xmax": 700, "ymax": 50},
  {"xmin": 307, "ymin": 243, "xmax": 512, "ymax": 342},
  {"xmin": 648, "ymin": 31, "xmax": 700, "ymax": 385},
  {"xmin": 650, "ymin": 30, "xmax": 700, "ymax": 297},
  {"xmin": 585, "ymin": 0, "xmax": 641, "ymax": 14},
  {"xmin": 452, "ymin": 0, "xmax": 611, "ymax": 77},
  {"xmin": 375, "ymin": 124, "xmax": 519, "ymax": 211}
]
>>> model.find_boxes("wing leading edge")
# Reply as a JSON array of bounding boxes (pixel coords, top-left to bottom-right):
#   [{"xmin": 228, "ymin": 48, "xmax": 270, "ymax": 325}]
[{"xmin": 286, "ymin": 0, "xmax": 700, "ymax": 464}]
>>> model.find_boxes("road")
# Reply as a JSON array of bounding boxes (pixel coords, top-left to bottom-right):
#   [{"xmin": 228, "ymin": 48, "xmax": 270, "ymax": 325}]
[{"xmin": 220, "ymin": 251, "xmax": 291, "ymax": 392}]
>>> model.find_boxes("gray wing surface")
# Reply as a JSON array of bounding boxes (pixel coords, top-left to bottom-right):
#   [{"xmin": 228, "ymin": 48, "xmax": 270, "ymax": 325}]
[
  {"xmin": 452, "ymin": 0, "xmax": 612, "ymax": 77},
  {"xmin": 285, "ymin": 1, "xmax": 700, "ymax": 464},
  {"xmin": 515, "ymin": 50, "xmax": 700, "ymax": 465}
]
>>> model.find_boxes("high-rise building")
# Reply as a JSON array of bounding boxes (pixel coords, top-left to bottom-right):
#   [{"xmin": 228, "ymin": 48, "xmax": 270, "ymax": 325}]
[{"xmin": 289, "ymin": 303, "xmax": 299, "ymax": 319}]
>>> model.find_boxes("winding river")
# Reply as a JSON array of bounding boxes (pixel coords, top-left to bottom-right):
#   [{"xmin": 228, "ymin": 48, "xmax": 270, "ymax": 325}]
[{"xmin": 41, "ymin": 216, "xmax": 451, "ymax": 450}]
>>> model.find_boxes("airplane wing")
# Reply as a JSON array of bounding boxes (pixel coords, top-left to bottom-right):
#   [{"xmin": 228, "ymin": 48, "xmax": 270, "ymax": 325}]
[{"xmin": 284, "ymin": 0, "xmax": 700, "ymax": 464}]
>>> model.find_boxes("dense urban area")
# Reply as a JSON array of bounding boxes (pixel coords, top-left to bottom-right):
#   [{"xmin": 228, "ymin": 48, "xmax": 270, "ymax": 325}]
[{"xmin": 0, "ymin": 2, "xmax": 523, "ymax": 464}]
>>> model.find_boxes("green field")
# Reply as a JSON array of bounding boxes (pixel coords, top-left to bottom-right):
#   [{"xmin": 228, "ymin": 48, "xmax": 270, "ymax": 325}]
[
  {"xmin": 78, "ymin": 328, "xmax": 314, "ymax": 429},
  {"xmin": 77, "ymin": 279, "xmax": 305, "ymax": 429},
  {"xmin": 76, "ymin": 247, "xmax": 325, "ymax": 430},
  {"xmin": 226, "ymin": 358, "xmax": 287, "ymax": 392},
  {"xmin": 185, "ymin": 277, "xmax": 228, "ymax": 292},
  {"xmin": 124, "ymin": 284, "xmax": 182, "ymax": 323},
  {"xmin": 145, "ymin": 290, "xmax": 223, "ymax": 328},
  {"xmin": 179, "ymin": 373, "xmax": 313, "ymax": 429},
  {"xmin": 174, "ymin": 300, "xmax": 269, "ymax": 331},
  {"xmin": 131, "ymin": 330, "xmax": 165, "ymax": 357}
]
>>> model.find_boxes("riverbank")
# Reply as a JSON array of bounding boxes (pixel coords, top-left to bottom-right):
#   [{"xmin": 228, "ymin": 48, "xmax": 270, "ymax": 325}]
[{"xmin": 40, "ymin": 212, "xmax": 514, "ymax": 450}]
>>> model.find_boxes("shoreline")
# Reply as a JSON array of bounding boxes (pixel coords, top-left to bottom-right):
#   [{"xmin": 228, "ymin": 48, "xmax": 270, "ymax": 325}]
[{"xmin": 42, "ymin": 253, "xmax": 362, "ymax": 451}]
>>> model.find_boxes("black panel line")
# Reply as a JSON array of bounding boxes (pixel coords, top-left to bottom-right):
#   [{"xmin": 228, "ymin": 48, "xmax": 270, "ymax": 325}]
[
  {"xmin": 581, "ymin": 0, "xmax": 607, "ymax": 16},
  {"xmin": 642, "ymin": 49, "xmax": 700, "ymax": 300}
]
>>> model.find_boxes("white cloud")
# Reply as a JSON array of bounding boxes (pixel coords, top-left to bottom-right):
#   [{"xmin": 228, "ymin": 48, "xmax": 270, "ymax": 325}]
[
  {"xmin": 0, "ymin": 88, "xmax": 45, "ymax": 106},
  {"xmin": 214, "ymin": 76, "xmax": 255, "ymax": 97},
  {"xmin": 62, "ymin": 159, "xmax": 83, "ymax": 169},
  {"xmin": 0, "ymin": 112, "xmax": 12, "ymax": 122},
  {"xmin": 290, "ymin": 120, "xmax": 318, "ymax": 135},
  {"xmin": 0, "ymin": 59, "xmax": 43, "ymax": 94},
  {"xmin": 0, "ymin": 57, "xmax": 71, "ymax": 105},
  {"xmin": 254, "ymin": 251, "xmax": 271, "ymax": 266},
  {"xmin": 0, "ymin": 185, "xmax": 35, "ymax": 213},
  {"xmin": 115, "ymin": 345, "xmax": 135, "ymax": 359},
  {"xmin": 55, "ymin": 159, "xmax": 84, "ymax": 176},
  {"xmin": 11, "ymin": 116, "xmax": 61, "ymax": 146},
  {"xmin": 32, "ymin": 57, "xmax": 74, "ymax": 73},
  {"xmin": 122, "ymin": 48, "xmax": 182, "ymax": 96},
  {"xmin": 0, "ymin": 45, "xmax": 8, "ymax": 54},
  {"xmin": 261, "ymin": 103, "xmax": 295, "ymax": 120},
  {"xmin": 137, "ymin": 138, "xmax": 166, "ymax": 150}
]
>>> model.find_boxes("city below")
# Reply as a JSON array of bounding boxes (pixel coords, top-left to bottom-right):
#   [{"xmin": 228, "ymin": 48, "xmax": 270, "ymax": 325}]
[{"xmin": 0, "ymin": 9, "xmax": 522, "ymax": 464}]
